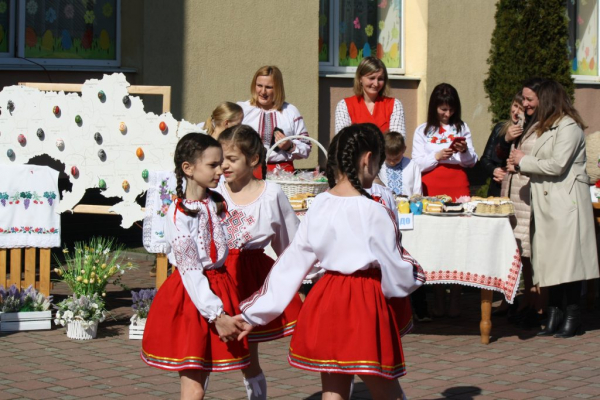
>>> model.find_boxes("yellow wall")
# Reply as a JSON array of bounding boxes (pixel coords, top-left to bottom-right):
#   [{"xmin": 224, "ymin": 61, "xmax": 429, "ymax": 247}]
[
  {"xmin": 404, "ymin": 0, "xmax": 429, "ymax": 130},
  {"xmin": 425, "ymin": 0, "xmax": 496, "ymax": 154},
  {"xmin": 139, "ymin": 0, "xmax": 319, "ymax": 168}
]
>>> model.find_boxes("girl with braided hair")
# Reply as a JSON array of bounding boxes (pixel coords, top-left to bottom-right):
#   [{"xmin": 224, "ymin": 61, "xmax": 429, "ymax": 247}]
[
  {"xmin": 214, "ymin": 125, "xmax": 302, "ymax": 400},
  {"xmin": 235, "ymin": 124, "xmax": 425, "ymax": 400},
  {"xmin": 141, "ymin": 133, "xmax": 249, "ymax": 400}
]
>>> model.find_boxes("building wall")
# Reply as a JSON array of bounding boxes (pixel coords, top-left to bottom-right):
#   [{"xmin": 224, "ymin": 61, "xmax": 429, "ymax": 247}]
[
  {"xmin": 140, "ymin": 0, "xmax": 319, "ymax": 168},
  {"xmin": 575, "ymin": 85, "xmax": 600, "ymax": 134},
  {"xmin": 426, "ymin": 0, "xmax": 496, "ymax": 154}
]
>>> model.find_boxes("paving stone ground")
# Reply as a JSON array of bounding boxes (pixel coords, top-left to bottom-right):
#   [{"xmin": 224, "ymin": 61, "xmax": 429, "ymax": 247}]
[{"xmin": 2, "ymin": 250, "xmax": 600, "ymax": 399}]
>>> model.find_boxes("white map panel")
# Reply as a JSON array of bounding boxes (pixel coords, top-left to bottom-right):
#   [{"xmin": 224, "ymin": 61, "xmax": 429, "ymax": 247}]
[{"xmin": 0, "ymin": 74, "xmax": 200, "ymax": 228}]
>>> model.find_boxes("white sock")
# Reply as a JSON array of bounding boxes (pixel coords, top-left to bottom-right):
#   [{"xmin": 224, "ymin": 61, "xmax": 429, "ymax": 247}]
[{"xmin": 243, "ymin": 372, "xmax": 267, "ymax": 400}]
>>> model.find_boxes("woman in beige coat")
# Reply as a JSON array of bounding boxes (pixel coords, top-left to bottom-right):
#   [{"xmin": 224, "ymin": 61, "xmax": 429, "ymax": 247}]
[{"xmin": 510, "ymin": 79, "xmax": 599, "ymax": 338}]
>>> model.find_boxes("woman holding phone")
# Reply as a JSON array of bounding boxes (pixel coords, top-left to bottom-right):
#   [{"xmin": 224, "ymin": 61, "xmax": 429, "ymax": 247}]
[
  {"xmin": 412, "ymin": 83, "xmax": 478, "ymax": 201},
  {"xmin": 411, "ymin": 83, "xmax": 478, "ymax": 318}
]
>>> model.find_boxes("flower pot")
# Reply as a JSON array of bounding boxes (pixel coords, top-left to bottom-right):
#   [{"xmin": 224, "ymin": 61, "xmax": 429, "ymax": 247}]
[
  {"xmin": 0, "ymin": 311, "xmax": 52, "ymax": 332},
  {"xmin": 66, "ymin": 320, "xmax": 98, "ymax": 340},
  {"xmin": 129, "ymin": 315, "xmax": 146, "ymax": 340}
]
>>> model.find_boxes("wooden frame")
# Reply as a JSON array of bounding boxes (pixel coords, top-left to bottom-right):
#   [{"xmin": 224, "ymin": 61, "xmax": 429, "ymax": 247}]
[
  {"xmin": 0, "ymin": 248, "xmax": 51, "ymax": 296},
  {"xmin": 12, "ymin": 81, "xmax": 173, "ymax": 289}
]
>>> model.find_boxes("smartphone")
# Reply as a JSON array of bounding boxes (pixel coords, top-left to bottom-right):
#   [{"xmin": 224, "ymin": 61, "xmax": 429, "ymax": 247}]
[{"xmin": 449, "ymin": 137, "xmax": 466, "ymax": 151}]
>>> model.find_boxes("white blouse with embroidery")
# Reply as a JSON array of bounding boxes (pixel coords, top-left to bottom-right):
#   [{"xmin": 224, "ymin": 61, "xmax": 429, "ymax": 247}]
[
  {"xmin": 215, "ymin": 181, "xmax": 299, "ymax": 255},
  {"xmin": 240, "ymin": 192, "xmax": 426, "ymax": 326},
  {"xmin": 238, "ymin": 101, "xmax": 312, "ymax": 164},
  {"xmin": 164, "ymin": 198, "xmax": 229, "ymax": 322},
  {"xmin": 378, "ymin": 157, "xmax": 423, "ymax": 197},
  {"xmin": 411, "ymin": 122, "xmax": 478, "ymax": 173}
]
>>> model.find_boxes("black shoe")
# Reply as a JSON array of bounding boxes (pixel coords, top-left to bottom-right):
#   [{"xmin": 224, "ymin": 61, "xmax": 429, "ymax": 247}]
[
  {"xmin": 537, "ymin": 307, "xmax": 563, "ymax": 336},
  {"xmin": 554, "ymin": 305, "xmax": 583, "ymax": 338}
]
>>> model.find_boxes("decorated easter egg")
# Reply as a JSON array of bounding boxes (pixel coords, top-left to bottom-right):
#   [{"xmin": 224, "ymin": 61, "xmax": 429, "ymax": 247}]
[
  {"xmin": 119, "ymin": 122, "xmax": 127, "ymax": 133},
  {"xmin": 94, "ymin": 132, "xmax": 102, "ymax": 142},
  {"xmin": 17, "ymin": 134, "xmax": 26, "ymax": 144},
  {"xmin": 71, "ymin": 166, "xmax": 79, "ymax": 176},
  {"xmin": 122, "ymin": 180, "xmax": 130, "ymax": 190},
  {"xmin": 98, "ymin": 179, "xmax": 107, "ymax": 189},
  {"xmin": 122, "ymin": 95, "xmax": 130, "ymax": 105},
  {"xmin": 159, "ymin": 121, "xmax": 167, "ymax": 132},
  {"xmin": 136, "ymin": 147, "xmax": 144, "ymax": 158},
  {"xmin": 56, "ymin": 139, "xmax": 65, "ymax": 149},
  {"xmin": 142, "ymin": 169, "xmax": 149, "ymax": 179},
  {"xmin": 36, "ymin": 128, "xmax": 44, "ymax": 139},
  {"xmin": 7, "ymin": 148, "xmax": 14, "ymax": 157},
  {"xmin": 98, "ymin": 90, "xmax": 105, "ymax": 99},
  {"xmin": 53, "ymin": 106, "xmax": 60, "ymax": 115},
  {"xmin": 75, "ymin": 115, "xmax": 82, "ymax": 124},
  {"xmin": 98, "ymin": 149, "xmax": 106, "ymax": 159}
]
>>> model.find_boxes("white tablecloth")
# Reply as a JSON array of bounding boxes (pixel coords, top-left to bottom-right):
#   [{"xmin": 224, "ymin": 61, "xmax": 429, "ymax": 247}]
[{"xmin": 401, "ymin": 214, "xmax": 522, "ymax": 303}]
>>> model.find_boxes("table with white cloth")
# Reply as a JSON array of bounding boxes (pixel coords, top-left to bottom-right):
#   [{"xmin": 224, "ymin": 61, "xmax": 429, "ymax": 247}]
[{"xmin": 401, "ymin": 214, "xmax": 523, "ymax": 344}]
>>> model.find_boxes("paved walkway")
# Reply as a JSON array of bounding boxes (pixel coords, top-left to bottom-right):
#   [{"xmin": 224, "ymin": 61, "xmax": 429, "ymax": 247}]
[{"xmin": 1, "ymin": 251, "xmax": 600, "ymax": 399}]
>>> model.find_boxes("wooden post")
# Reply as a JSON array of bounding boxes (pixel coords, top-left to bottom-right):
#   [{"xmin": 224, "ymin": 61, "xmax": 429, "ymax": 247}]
[
  {"xmin": 9, "ymin": 249, "xmax": 21, "ymax": 287},
  {"xmin": 480, "ymin": 289, "xmax": 493, "ymax": 345},
  {"xmin": 156, "ymin": 253, "xmax": 169, "ymax": 289},
  {"xmin": 0, "ymin": 249, "xmax": 6, "ymax": 288},
  {"xmin": 24, "ymin": 248, "xmax": 36, "ymax": 288},
  {"xmin": 39, "ymin": 249, "xmax": 51, "ymax": 296}
]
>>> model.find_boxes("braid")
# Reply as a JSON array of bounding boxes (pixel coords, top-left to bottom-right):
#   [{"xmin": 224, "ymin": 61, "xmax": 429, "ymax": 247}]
[
  {"xmin": 261, "ymin": 145, "xmax": 268, "ymax": 179},
  {"xmin": 340, "ymin": 135, "xmax": 372, "ymax": 199},
  {"xmin": 326, "ymin": 134, "xmax": 340, "ymax": 188},
  {"xmin": 175, "ymin": 169, "xmax": 185, "ymax": 200}
]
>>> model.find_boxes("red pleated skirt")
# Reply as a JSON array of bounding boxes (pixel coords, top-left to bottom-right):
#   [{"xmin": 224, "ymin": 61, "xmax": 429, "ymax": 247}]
[
  {"xmin": 141, "ymin": 268, "xmax": 250, "ymax": 372},
  {"xmin": 288, "ymin": 269, "xmax": 407, "ymax": 379},
  {"xmin": 225, "ymin": 248, "xmax": 302, "ymax": 342},
  {"xmin": 422, "ymin": 164, "xmax": 470, "ymax": 201}
]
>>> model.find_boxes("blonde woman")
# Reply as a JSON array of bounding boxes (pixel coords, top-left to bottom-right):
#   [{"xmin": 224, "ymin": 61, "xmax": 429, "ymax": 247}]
[
  {"xmin": 200, "ymin": 102, "xmax": 243, "ymax": 139},
  {"xmin": 334, "ymin": 56, "xmax": 406, "ymax": 136},
  {"xmin": 238, "ymin": 66, "xmax": 311, "ymax": 176}
]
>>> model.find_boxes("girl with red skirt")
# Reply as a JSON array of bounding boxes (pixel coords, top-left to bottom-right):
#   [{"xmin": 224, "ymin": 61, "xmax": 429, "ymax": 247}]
[
  {"xmin": 215, "ymin": 125, "xmax": 302, "ymax": 399},
  {"xmin": 236, "ymin": 124, "xmax": 425, "ymax": 400},
  {"xmin": 141, "ymin": 133, "xmax": 249, "ymax": 400},
  {"xmin": 411, "ymin": 83, "xmax": 478, "ymax": 318}
]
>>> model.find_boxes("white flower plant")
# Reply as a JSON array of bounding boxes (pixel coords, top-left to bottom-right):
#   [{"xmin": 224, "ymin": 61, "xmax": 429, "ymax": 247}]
[{"xmin": 54, "ymin": 293, "xmax": 106, "ymax": 329}]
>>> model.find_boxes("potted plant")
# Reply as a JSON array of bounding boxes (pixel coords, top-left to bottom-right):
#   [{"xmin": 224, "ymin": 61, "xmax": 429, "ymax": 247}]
[
  {"xmin": 129, "ymin": 288, "xmax": 156, "ymax": 339},
  {"xmin": 0, "ymin": 285, "xmax": 53, "ymax": 331},
  {"xmin": 54, "ymin": 293, "xmax": 106, "ymax": 340},
  {"xmin": 53, "ymin": 237, "xmax": 136, "ymax": 339}
]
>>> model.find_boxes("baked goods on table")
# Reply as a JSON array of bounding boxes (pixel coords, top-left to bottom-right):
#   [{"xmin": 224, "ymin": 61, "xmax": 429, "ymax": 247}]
[
  {"xmin": 425, "ymin": 202, "xmax": 443, "ymax": 213},
  {"xmin": 472, "ymin": 197, "xmax": 515, "ymax": 215},
  {"xmin": 442, "ymin": 202, "xmax": 464, "ymax": 213},
  {"xmin": 289, "ymin": 193, "xmax": 315, "ymax": 210}
]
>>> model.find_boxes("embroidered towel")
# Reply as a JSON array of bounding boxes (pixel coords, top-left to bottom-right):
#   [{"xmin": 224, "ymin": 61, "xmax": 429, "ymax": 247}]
[
  {"xmin": 143, "ymin": 171, "xmax": 179, "ymax": 253},
  {"xmin": 0, "ymin": 165, "xmax": 61, "ymax": 248}
]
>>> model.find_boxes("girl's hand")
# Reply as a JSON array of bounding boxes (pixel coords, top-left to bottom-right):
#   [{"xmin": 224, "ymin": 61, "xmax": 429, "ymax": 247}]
[
  {"xmin": 233, "ymin": 314, "xmax": 254, "ymax": 341},
  {"xmin": 435, "ymin": 148, "xmax": 454, "ymax": 161},
  {"xmin": 275, "ymin": 130, "xmax": 294, "ymax": 152},
  {"xmin": 509, "ymin": 149, "xmax": 525, "ymax": 166},
  {"xmin": 452, "ymin": 141, "xmax": 468, "ymax": 153},
  {"xmin": 506, "ymin": 125, "xmax": 523, "ymax": 142},
  {"xmin": 493, "ymin": 167, "xmax": 506, "ymax": 182},
  {"xmin": 214, "ymin": 313, "xmax": 241, "ymax": 342}
]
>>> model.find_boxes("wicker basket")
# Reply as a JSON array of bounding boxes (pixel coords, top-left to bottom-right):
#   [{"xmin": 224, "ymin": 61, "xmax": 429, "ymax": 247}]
[
  {"xmin": 266, "ymin": 135, "xmax": 329, "ymax": 198},
  {"xmin": 585, "ymin": 131, "xmax": 600, "ymax": 184}
]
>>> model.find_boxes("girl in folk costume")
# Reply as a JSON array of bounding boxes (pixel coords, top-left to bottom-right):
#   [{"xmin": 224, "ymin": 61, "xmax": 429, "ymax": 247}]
[
  {"xmin": 141, "ymin": 133, "xmax": 249, "ymax": 400},
  {"xmin": 215, "ymin": 125, "xmax": 302, "ymax": 400},
  {"xmin": 236, "ymin": 124, "xmax": 425, "ymax": 400},
  {"xmin": 335, "ymin": 56, "xmax": 406, "ymax": 136},
  {"xmin": 238, "ymin": 65, "xmax": 312, "ymax": 176}
]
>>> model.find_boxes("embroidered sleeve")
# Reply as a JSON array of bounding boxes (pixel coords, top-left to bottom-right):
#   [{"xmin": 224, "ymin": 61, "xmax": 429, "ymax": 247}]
[
  {"xmin": 411, "ymin": 124, "xmax": 439, "ymax": 173},
  {"xmin": 389, "ymin": 99, "xmax": 406, "ymax": 137},
  {"xmin": 270, "ymin": 186, "xmax": 300, "ymax": 255},
  {"xmin": 335, "ymin": 99, "xmax": 352, "ymax": 134}
]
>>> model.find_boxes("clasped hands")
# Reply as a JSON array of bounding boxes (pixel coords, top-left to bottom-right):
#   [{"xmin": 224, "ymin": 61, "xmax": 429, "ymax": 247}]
[
  {"xmin": 506, "ymin": 149, "xmax": 525, "ymax": 173},
  {"xmin": 214, "ymin": 313, "xmax": 254, "ymax": 342}
]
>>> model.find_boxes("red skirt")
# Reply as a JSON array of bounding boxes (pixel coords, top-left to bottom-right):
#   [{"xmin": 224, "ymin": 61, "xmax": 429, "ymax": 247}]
[
  {"xmin": 389, "ymin": 297, "xmax": 414, "ymax": 337},
  {"xmin": 288, "ymin": 269, "xmax": 407, "ymax": 379},
  {"xmin": 422, "ymin": 164, "xmax": 470, "ymax": 201},
  {"xmin": 141, "ymin": 268, "xmax": 250, "ymax": 372},
  {"xmin": 253, "ymin": 161, "xmax": 295, "ymax": 179},
  {"xmin": 226, "ymin": 248, "xmax": 302, "ymax": 342}
]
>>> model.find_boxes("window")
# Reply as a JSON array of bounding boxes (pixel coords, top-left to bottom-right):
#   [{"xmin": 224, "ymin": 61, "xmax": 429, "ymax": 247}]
[
  {"xmin": 568, "ymin": 0, "xmax": 598, "ymax": 78},
  {"xmin": 319, "ymin": 0, "xmax": 404, "ymax": 74},
  {"xmin": 0, "ymin": 0, "xmax": 120, "ymax": 67}
]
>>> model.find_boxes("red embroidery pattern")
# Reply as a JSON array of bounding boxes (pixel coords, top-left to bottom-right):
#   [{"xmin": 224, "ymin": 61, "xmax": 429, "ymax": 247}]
[
  {"xmin": 172, "ymin": 236, "xmax": 201, "ymax": 275},
  {"xmin": 424, "ymin": 249, "xmax": 522, "ymax": 301},
  {"xmin": 196, "ymin": 202, "xmax": 228, "ymax": 264},
  {"xmin": 224, "ymin": 209, "xmax": 256, "ymax": 249}
]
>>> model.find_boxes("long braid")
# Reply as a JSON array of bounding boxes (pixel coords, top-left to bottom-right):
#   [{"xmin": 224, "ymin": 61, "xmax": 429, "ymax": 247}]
[
  {"xmin": 326, "ymin": 134, "xmax": 340, "ymax": 188},
  {"xmin": 340, "ymin": 135, "xmax": 372, "ymax": 199},
  {"xmin": 261, "ymin": 145, "xmax": 268, "ymax": 180}
]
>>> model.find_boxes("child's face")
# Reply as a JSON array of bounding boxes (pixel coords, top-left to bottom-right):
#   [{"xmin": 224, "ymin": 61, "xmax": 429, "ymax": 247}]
[
  {"xmin": 221, "ymin": 143, "xmax": 258, "ymax": 183},
  {"xmin": 385, "ymin": 151, "xmax": 404, "ymax": 167},
  {"xmin": 185, "ymin": 146, "xmax": 223, "ymax": 189}
]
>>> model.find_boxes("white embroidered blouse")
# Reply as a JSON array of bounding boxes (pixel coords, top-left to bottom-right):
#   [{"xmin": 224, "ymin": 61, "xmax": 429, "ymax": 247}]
[
  {"xmin": 240, "ymin": 192, "xmax": 426, "ymax": 326},
  {"xmin": 238, "ymin": 101, "xmax": 312, "ymax": 164},
  {"xmin": 164, "ymin": 197, "xmax": 229, "ymax": 322},
  {"xmin": 411, "ymin": 122, "xmax": 478, "ymax": 173},
  {"xmin": 378, "ymin": 157, "xmax": 423, "ymax": 197},
  {"xmin": 215, "ymin": 180, "xmax": 299, "ymax": 254}
]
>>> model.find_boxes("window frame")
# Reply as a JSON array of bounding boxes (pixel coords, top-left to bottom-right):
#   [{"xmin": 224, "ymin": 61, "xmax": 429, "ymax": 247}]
[
  {"xmin": 319, "ymin": 0, "xmax": 405, "ymax": 75},
  {"xmin": 0, "ymin": 0, "xmax": 121, "ymax": 68},
  {"xmin": 569, "ymin": 0, "xmax": 600, "ymax": 81},
  {"xmin": 0, "ymin": 0, "xmax": 17, "ymax": 58}
]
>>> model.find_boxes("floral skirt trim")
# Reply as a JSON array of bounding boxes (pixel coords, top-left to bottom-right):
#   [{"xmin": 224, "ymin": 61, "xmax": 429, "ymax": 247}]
[
  {"xmin": 140, "ymin": 349, "xmax": 250, "ymax": 372},
  {"xmin": 249, "ymin": 320, "xmax": 296, "ymax": 342},
  {"xmin": 288, "ymin": 349, "xmax": 407, "ymax": 379}
]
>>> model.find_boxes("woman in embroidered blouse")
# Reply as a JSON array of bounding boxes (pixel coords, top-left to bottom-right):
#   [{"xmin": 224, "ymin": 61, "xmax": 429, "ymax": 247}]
[
  {"xmin": 335, "ymin": 56, "xmax": 406, "ymax": 136},
  {"xmin": 238, "ymin": 66, "xmax": 312, "ymax": 177},
  {"xmin": 411, "ymin": 83, "xmax": 478, "ymax": 318},
  {"xmin": 412, "ymin": 83, "xmax": 478, "ymax": 200}
]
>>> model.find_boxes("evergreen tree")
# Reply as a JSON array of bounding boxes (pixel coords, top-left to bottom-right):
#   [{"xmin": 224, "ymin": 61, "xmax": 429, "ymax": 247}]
[{"xmin": 484, "ymin": 0, "xmax": 574, "ymax": 123}]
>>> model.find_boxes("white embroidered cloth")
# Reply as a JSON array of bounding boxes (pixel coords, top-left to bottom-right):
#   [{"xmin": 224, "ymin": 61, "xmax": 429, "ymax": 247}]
[
  {"xmin": 143, "ymin": 171, "xmax": 179, "ymax": 253},
  {"xmin": 0, "ymin": 165, "xmax": 61, "ymax": 248},
  {"xmin": 401, "ymin": 215, "xmax": 522, "ymax": 303}
]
